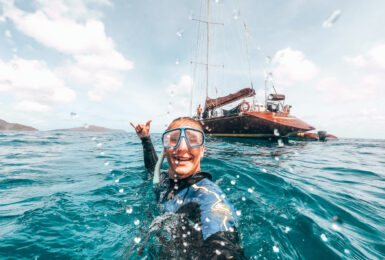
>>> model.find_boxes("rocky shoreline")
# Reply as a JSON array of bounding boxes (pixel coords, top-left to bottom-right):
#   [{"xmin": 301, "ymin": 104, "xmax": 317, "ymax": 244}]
[{"xmin": 0, "ymin": 119, "xmax": 126, "ymax": 132}]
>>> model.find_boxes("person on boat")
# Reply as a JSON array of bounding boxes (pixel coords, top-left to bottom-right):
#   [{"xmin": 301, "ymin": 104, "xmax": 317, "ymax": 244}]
[
  {"xmin": 202, "ymin": 106, "xmax": 209, "ymax": 119},
  {"xmin": 130, "ymin": 118, "xmax": 245, "ymax": 259},
  {"xmin": 197, "ymin": 104, "xmax": 202, "ymax": 119},
  {"xmin": 210, "ymin": 103, "xmax": 215, "ymax": 118}
]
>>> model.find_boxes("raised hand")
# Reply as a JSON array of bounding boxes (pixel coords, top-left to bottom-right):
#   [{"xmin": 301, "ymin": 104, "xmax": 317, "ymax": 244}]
[{"xmin": 130, "ymin": 120, "xmax": 152, "ymax": 138}]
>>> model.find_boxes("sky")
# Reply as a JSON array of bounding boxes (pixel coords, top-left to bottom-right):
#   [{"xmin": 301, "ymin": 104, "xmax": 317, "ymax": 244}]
[{"xmin": 0, "ymin": 0, "xmax": 384, "ymax": 139}]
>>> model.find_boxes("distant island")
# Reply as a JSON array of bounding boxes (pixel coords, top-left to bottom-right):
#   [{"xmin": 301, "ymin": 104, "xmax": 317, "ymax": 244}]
[
  {"xmin": 0, "ymin": 119, "xmax": 38, "ymax": 131},
  {"xmin": 52, "ymin": 125, "xmax": 126, "ymax": 133}
]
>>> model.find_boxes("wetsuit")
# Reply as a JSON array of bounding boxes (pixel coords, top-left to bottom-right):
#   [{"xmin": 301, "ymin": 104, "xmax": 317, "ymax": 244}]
[{"xmin": 140, "ymin": 136, "xmax": 245, "ymax": 259}]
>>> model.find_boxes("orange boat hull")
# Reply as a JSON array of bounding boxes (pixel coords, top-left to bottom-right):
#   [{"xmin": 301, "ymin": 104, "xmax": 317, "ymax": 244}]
[{"xmin": 200, "ymin": 112, "xmax": 314, "ymax": 138}]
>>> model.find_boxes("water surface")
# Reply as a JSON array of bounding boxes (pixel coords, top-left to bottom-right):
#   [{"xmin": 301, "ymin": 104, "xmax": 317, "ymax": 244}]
[{"xmin": 1, "ymin": 131, "xmax": 384, "ymax": 259}]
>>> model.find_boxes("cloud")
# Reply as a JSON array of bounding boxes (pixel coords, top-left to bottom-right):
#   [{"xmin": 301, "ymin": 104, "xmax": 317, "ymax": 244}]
[
  {"xmin": 271, "ymin": 48, "xmax": 319, "ymax": 86},
  {"xmin": 319, "ymin": 43, "xmax": 385, "ymax": 103},
  {"xmin": 2, "ymin": 0, "xmax": 133, "ymax": 101},
  {"xmin": 322, "ymin": 10, "xmax": 341, "ymax": 28},
  {"xmin": 12, "ymin": 101, "xmax": 50, "ymax": 112},
  {"xmin": 316, "ymin": 75, "xmax": 381, "ymax": 103},
  {"xmin": 0, "ymin": 57, "xmax": 76, "ymax": 111},
  {"xmin": 346, "ymin": 43, "xmax": 385, "ymax": 70}
]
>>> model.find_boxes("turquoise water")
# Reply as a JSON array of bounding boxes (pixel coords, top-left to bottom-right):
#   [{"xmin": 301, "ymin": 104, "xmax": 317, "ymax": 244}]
[{"xmin": 1, "ymin": 131, "xmax": 385, "ymax": 259}]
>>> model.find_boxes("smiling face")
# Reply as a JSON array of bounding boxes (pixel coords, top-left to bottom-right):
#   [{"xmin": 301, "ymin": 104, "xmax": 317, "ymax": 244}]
[{"xmin": 164, "ymin": 119, "xmax": 205, "ymax": 179}]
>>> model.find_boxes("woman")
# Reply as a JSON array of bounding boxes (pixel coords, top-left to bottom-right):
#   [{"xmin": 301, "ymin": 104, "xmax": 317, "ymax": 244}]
[{"xmin": 130, "ymin": 117, "xmax": 245, "ymax": 259}]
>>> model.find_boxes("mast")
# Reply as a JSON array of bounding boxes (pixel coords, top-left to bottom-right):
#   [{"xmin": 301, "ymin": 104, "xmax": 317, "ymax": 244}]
[{"xmin": 206, "ymin": 0, "xmax": 210, "ymax": 98}]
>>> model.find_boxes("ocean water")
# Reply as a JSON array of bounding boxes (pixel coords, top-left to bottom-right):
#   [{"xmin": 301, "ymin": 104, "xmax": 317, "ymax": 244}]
[{"xmin": 1, "ymin": 131, "xmax": 385, "ymax": 259}]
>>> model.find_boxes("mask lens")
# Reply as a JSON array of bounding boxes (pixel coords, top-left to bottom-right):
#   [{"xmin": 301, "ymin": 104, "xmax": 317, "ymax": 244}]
[
  {"xmin": 163, "ymin": 129, "xmax": 181, "ymax": 148},
  {"xmin": 185, "ymin": 129, "xmax": 204, "ymax": 147}
]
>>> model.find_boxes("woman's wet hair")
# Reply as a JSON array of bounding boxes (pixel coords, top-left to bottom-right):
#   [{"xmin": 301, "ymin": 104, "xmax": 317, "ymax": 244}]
[{"xmin": 168, "ymin": 117, "xmax": 203, "ymax": 131}]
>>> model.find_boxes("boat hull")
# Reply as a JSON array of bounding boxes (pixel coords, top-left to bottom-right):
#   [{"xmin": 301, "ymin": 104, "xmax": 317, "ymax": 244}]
[{"xmin": 199, "ymin": 112, "xmax": 315, "ymax": 138}]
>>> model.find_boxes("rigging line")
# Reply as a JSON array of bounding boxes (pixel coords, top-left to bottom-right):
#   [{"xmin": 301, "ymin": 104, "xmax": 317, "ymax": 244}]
[
  {"xmin": 191, "ymin": 0, "xmax": 204, "ymax": 113},
  {"xmin": 219, "ymin": 0, "xmax": 225, "ymax": 99},
  {"xmin": 231, "ymin": 0, "xmax": 252, "ymax": 89},
  {"xmin": 233, "ymin": 0, "xmax": 254, "ymax": 89}
]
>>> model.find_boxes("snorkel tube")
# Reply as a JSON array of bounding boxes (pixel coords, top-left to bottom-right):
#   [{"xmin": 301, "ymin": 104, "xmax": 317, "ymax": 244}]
[{"xmin": 153, "ymin": 149, "xmax": 164, "ymax": 185}]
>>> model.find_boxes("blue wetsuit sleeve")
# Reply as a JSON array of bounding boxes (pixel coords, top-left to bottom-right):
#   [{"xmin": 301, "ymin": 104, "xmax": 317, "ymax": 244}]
[
  {"xmin": 140, "ymin": 136, "xmax": 158, "ymax": 176},
  {"xmin": 192, "ymin": 183, "xmax": 246, "ymax": 258},
  {"xmin": 193, "ymin": 184, "xmax": 236, "ymax": 240}
]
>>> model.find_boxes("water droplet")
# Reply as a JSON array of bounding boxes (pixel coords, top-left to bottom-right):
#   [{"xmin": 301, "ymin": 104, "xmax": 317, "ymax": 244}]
[
  {"xmin": 236, "ymin": 210, "xmax": 242, "ymax": 216},
  {"xmin": 174, "ymin": 185, "xmax": 179, "ymax": 190},
  {"xmin": 233, "ymin": 9, "xmax": 240, "ymax": 20},
  {"xmin": 262, "ymin": 168, "xmax": 267, "ymax": 173},
  {"xmin": 175, "ymin": 58, "xmax": 179, "ymax": 65},
  {"xmin": 242, "ymin": 196, "xmax": 246, "ymax": 201},
  {"xmin": 220, "ymin": 241, "xmax": 225, "ymax": 246},
  {"xmin": 236, "ymin": 175, "xmax": 240, "ymax": 178},
  {"xmin": 194, "ymin": 223, "xmax": 201, "ymax": 231},
  {"xmin": 115, "ymin": 178, "xmax": 119, "ymax": 183},
  {"xmin": 176, "ymin": 29, "xmax": 184, "ymax": 37},
  {"xmin": 170, "ymin": 90, "xmax": 175, "ymax": 97},
  {"xmin": 119, "ymin": 188, "xmax": 124, "ymax": 193},
  {"xmin": 321, "ymin": 234, "xmax": 327, "ymax": 242},
  {"xmin": 96, "ymin": 143, "xmax": 102, "ymax": 148},
  {"xmin": 284, "ymin": 227, "xmax": 291, "ymax": 233},
  {"xmin": 104, "ymin": 162, "xmax": 110, "ymax": 166},
  {"xmin": 183, "ymin": 233, "xmax": 187, "ymax": 238},
  {"xmin": 134, "ymin": 219, "xmax": 140, "ymax": 225},
  {"xmin": 274, "ymin": 129, "xmax": 280, "ymax": 136},
  {"xmin": 188, "ymin": 10, "xmax": 194, "ymax": 20},
  {"xmin": 344, "ymin": 249, "xmax": 350, "ymax": 254},
  {"xmin": 265, "ymin": 56, "xmax": 272, "ymax": 64},
  {"xmin": 231, "ymin": 180, "xmax": 236, "ymax": 185},
  {"xmin": 183, "ymin": 242, "xmax": 188, "ymax": 247},
  {"xmin": 322, "ymin": 10, "xmax": 341, "ymax": 28},
  {"xmin": 84, "ymin": 123, "xmax": 89, "ymax": 129},
  {"xmin": 205, "ymin": 217, "xmax": 210, "ymax": 222},
  {"xmin": 91, "ymin": 137, "xmax": 97, "ymax": 141},
  {"xmin": 177, "ymin": 197, "xmax": 183, "ymax": 204},
  {"xmin": 331, "ymin": 223, "xmax": 341, "ymax": 231},
  {"xmin": 248, "ymin": 187, "xmax": 254, "ymax": 193},
  {"xmin": 187, "ymin": 231, "xmax": 191, "ymax": 235},
  {"xmin": 275, "ymin": 157, "xmax": 279, "ymax": 161},
  {"xmin": 273, "ymin": 245, "xmax": 279, "ymax": 253},
  {"xmin": 126, "ymin": 207, "xmax": 133, "ymax": 214},
  {"xmin": 265, "ymin": 71, "xmax": 273, "ymax": 81},
  {"xmin": 70, "ymin": 112, "xmax": 78, "ymax": 119},
  {"xmin": 226, "ymin": 188, "xmax": 230, "ymax": 191},
  {"xmin": 134, "ymin": 237, "xmax": 141, "ymax": 243},
  {"xmin": 100, "ymin": 151, "xmax": 105, "ymax": 155},
  {"xmin": 229, "ymin": 227, "xmax": 234, "ymax": 232},
  {"xmin": 278, "ymin": 139, "xmax": 284, "ymax": 147},
  {"xmin": 221, "ymin": 194, "xmax": 226, "ymax": 199},
  {"xmin": 215, "ymin": 249, "xmax": 221, "ymax": 255}
]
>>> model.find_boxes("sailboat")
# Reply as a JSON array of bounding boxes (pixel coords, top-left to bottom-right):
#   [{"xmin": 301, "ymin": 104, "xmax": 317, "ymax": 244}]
[{"xmin": 190, "ymin": 0, "xmax": 315, "ymax": 139}]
